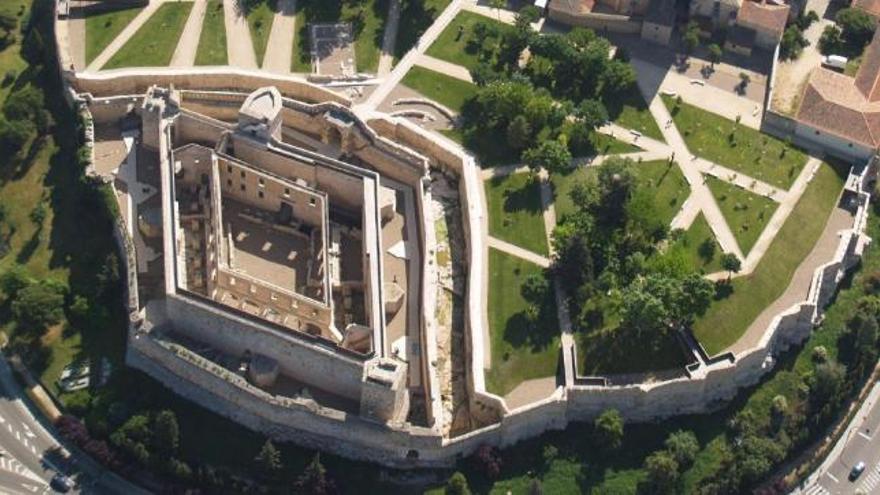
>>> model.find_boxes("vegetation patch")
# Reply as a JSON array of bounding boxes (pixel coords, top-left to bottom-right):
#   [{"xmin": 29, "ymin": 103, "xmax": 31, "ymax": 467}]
[
  {"xmin": 425, "ymin": 10, "xmax": 511, "ymax": 71},
  {"xmin": 244, "ymin": 0, "xmax": 276, "ymax": 67},
  {"xmin": 104, "ymin": 2, "xmax": 193, "ymax": 69},
  {"xmin": 485, "ymin": 248, "xmax": 560, "ymax": 396},
  {"xmin": 552, "ymin": 159, "xmax": 688, "ymax": 224},
  {"xmin": 667, "ymin": 213, "xmax": 724, "ymax": 274},
  {"xmin": 608, "ymin": 85, "xmax": 664, "ymax": 142},
  {"xmin": 195, "ymin": 0, "xmax": 227, "ymax": 66},
  {"xmin": 84, "ymin": 7, "xmax": 143, "ymax": 65},
  {"xmin": 705, "ymin": 176, "xmax": 778, "ymax": 257},
  {"xmin": 663, "ymin": 95, "xmax": 808, "ymax": 189},
  {"xmin": 400, "ymin": 65, "xmax": 478, "ymax": 112},
  {"xmin": 485, "ymin": 172, "xmax": 548, "ymax": 256},
  {"xmin": 394, "ymin": 0, "xmax": 451, "ymax": 61},
  {"xmin": 694, "ymin": 161, "xmax": 846, "ymax": 354}
]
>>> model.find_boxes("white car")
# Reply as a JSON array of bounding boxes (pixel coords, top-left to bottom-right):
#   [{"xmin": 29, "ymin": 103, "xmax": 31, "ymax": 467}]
[{"xmin": 821, "ymin": 55, "xmax": 848, "ymax": 70}]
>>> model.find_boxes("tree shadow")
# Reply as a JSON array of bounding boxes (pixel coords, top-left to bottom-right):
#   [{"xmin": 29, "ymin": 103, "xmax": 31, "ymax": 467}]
[{"xmin": 499, "ymin": 178, "xmax": 543, "ymax": 215}]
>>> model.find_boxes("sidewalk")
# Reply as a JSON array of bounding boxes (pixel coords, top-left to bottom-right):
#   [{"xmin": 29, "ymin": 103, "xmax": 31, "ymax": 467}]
[
  {"xmin": 261, "ymin": 0, "xmax": 296, "ymax": 73},
  {"xmin": 170, "ymin": 0, "xmax": 208, "ymax": 67},
  {"xmin": 86, "ymin": 0, "xmax": 166, "ymax": 72},
  {"xmin": 223, "ymin": 0, "xmax": 258, "ymax": 69}
]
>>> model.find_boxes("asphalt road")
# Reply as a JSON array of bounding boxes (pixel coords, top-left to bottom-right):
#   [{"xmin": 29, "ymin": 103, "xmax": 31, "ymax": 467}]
[
  {"xmin": 800, "ymin": 381, "xmax": 880, "ymax": 495},
  {"xmin": 0, "ymin": 357, "xmax": 149, "ymax": 495}
]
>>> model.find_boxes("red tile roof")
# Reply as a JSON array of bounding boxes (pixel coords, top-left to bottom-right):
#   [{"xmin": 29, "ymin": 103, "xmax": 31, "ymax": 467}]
[
  {"xmin": 853, "ymin": 0, "xmax": 880, "ymax": 17},
  {"xmin": 737, "ymin": 0, "xmax": 789, "ymax": 38}
]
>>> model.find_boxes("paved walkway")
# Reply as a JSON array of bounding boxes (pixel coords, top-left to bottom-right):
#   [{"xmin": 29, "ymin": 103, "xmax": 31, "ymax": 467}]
[
  {"xmin": 358, "ymin": 0, "xmax": 463, "ymax": 111},
  {"xmin": 66, "ymin": 7, "xmax": 86, "ymax": 70},
  {"xmin": 86, "ymin": 0, "xmax": 166, "ymax": 72},
  {"xmin": 487, "ymin": 236, "xmax": 550, "ymax": 267},
  {"xmin": 223, "ymin": 0, "xmax": 258, "ymax": 69},
  {"xmin": 647, "ymin": 91, "xmax": 746, "ymax": 259},
  {"xmin": 170, "ymin": 0, "xmax": 208, "ymax": 67},
  {"xmin": 729, "ymin": 205, "xmax": 853, "ymax": 354},
  {"xmin": 376, "ymin": 0, "xmax": 401, "ymax": 76},
  {"xmin": 262, "ymin": 0, "xmax": 296, "ymax": 73},
  {"xmin": 414, "ymin": 54, "xmax": 473, "ymax": 82}
]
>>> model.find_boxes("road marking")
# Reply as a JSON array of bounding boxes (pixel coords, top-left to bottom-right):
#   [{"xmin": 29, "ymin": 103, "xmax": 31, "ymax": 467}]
[
  {"xmin": 20, "ymin": 482, "xmax": 39, "ymax": 492},
  {"xmin": 858, "ymin": 431, "xmax": 872, "ymax": 440},
  {"xmin": 827, "ymin": 472, "xmax": 839, "ymax": 483},
  {"xmin": 802, "ymin": 483, "xmax": 830, "ymax": 495},
  {"xmin": 856, "ymin": 463, "xmax": 880, "ymax": 495}
]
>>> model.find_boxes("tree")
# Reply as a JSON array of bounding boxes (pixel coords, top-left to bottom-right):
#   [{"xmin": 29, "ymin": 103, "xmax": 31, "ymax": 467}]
[
  {"xmin": 644, "ymin": 449, "xmax": 679, "ymax": 492},
  {"xmin": 153, "ymin": 410, "xmax": 179, "ymax": 455},
  {"xmin": 738, "ymin": 72, "xmax": 751, "ymax": 94},
  {"xmin": 0, "ymin": 265, "xmax": 31, "ymax": 299},
  {"xmin": 254, "ymin": 439, "xmax": 282, "ymax": 477},
  {"xmin": 836, "ymin": 8, "xmax": 876, "ymax": 50},
  {"xmin": 522, "ymin": 139, "xmax": 572, "ymax": 175},
  {"xmin": 810, "ymin": 360, "xmax": 846, "ymax": 408},
  {"xmin": 506, "ymin": 115, "xmax": 533, "ymax": 151},
  {"xmin": 521, "ymin": 272, "xmax": 549, "ymax": 306},
  {"xmin": 598, "ymin": 60, "xmax": 636, "ymax": 98},
  {"xmin": 707, "ymin": 43, "xmax": 722, "ymax": 67},
  {"xmin": 576, "ymin": 99, "xmax": 609, "ymax": 131},
  {"xmin": 780, "ymin": 25, "xmax": 809, "ymax": 60},
  {"xmin": 664, "ymin": 430, "xmax": 699, "ymax": 467},
  {"xmin": 446, "ymin": 472, "xmax": 471, "ymax": 495},
  {"xmin": 489, "ymin": 0, "xmax": 506, "ymax": 21},
  {"xmin": 594, "ymin": 409, "xmax": 624, "ymax": 450},
  {"xmin": 471, "ymin": 444, "xmax": 503, "ymax": 479},
  {"xmin": 819, "ymin": 25, "xmax": 843, "ymax": 54},
  {"xmin": 721, "ymin": 253, "xmax": 741, "ymax": 281},
  {"xmin": 296, "ymin": 454, "xmax": 336, "ymax": 495},
  {"xmin": 11, "ymin": 281, "xmax": 65, "ymax": 330},
  {"xmin": 0, "ymin": 116, "xmax": 32, "ymax": 154},
  {"xmin": 515, "ymin": 5, "xmax": 541, "ymax": 32},
  {"xmin": 683, "ymin": 22, "xmax": 700, "ymax": 54}
]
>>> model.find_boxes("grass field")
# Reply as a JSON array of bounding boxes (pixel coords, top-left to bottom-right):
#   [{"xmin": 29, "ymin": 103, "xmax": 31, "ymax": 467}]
[
  {"xmin": 705, "ymin": 176, "xmax": 778, "ymax": 257},
  {"xmin": 425, "ymin": 10, "xmax": 510, "ymax": 71},
  {"xmin": 103, "ymin": 2, "xmax": 193, "ymax": 69},
  {"xmin": 84, "ymin": 6, "xmax": 143, "ymax": 65},
  {"xmin": 663, "ymin": 95, "xmax": 808, "ymax": 189},
  {"xmin": 394, "ymin": 0, "xmax": 451, "ymax": 61},
  {"xmin": 484, "ymin": 248, "xmax": 560, "ymax": 396},
  {"xmin": 401, "ymin": 65, "xmax": 477, "ymax": 112},
  {"xmin": 552, "ymin": 160, "xmax": 689, "ymax": 224},
  {"xmin": 608, "ymin": 86, "xmax": 664, "ymax": 142},
  {"xmin": 693, "ymin": 162, "xmax": 846, "ymax": 354},
  {"xmin": 291, "ymin": 0, "xmax": 389, "ymax": 73},
  {"xmin": 668, "ymin": 213, "xmax": 724, "ymax": 274},
  {"xmin": 195, "ymin": 0, "xmax": 227, "ymax": 66},
  {"xmin": 245, "ymin": 0, "xmax": 275, "ymax": 66},
  {"xmin": 485, "ymin": 173, "xmax": 548, "ymax": 256}
]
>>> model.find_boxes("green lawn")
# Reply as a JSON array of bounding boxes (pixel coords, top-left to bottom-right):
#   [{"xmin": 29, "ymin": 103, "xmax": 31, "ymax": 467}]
[
  {"xmin": 401, "ymin": 65, "xmax": 477, "ymax": 112},
  {"xmin": 693, "ymin": 161, "xmax": 846, "ymax": 354},
  {"xmin": 577, "ymin": 323, "xmax": 690, "ymax": 375},
  {"xmin": 485, "ymin": 173, "xmax": 549, "ymax": 256},
  {"xmin": 552, "ymin": 160, "xmax": 689, "ymax": 224},
  {"xmin": 668, "ymin": 213, "xmax": 724, "ymax": 274},
  {"xmin": 485, "ymin": 248, "xmax": 560, "ymax": 396},
  {"xmin": 103, "ymin": 2, "xmax": 193, "ymax": 69},
  {"xmin": 291, "ymin": 0, "xmax": 389, "ymax": 73},
  {"xmin": 195, "ymin": 0, "xmax": 227, "ymax": 65},
  {"xmin": 588, "ymin": 133, "xmax": 640, "ymax": 156},
  {"xmin": 663, "ymin": 95, "xmax": 808, "ymax": 189},
  {"xmin": 425, "ymin": 10, "xmax": 510, "ymax": 71},
  {"xmin": 84, "ymin": 6, "xmax": 143, "ymax": 65},
  {"xmin": 705, "ymin": 176, "xmax": 779, "ymax": 257},
  {"xmin": 394, "ymin": 0, "xmax": 451, "ymax": 61},
  {"xmin": 607, "ymin": 85, "xmax": 664, "ymax": 142},
  {"xmin": 245, "ymin": 0, "xmax": 276, "ymax": 66}
]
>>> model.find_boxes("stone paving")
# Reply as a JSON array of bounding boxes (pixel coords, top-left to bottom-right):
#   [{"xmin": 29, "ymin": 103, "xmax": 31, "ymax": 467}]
[
  {"xmin": 223, "ymin": 0, "xmax": 258, "ymax": 69},
  {"xmin": 261, "ymin": 0, "xmax": 297, "ymax": 73},
  {"xmin": 170, "ymin": 0, "xmax": 208, "ymax": 67}
]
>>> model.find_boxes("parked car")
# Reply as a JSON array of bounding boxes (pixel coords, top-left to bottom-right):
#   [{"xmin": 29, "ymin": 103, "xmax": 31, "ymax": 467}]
[
  {"xmin": 850, "ymin": 461, "xmax": 867, "ymax": 481},
  {"xmin": 50, "ymin": 473, "xmax": 73, "ymax": 493},
  {"xmin": 822, "ymin": 55, "xmax": 849, "ymax": 70}
]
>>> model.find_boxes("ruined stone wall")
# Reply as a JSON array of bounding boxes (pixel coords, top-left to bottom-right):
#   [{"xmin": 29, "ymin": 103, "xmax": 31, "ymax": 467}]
[
  {"xmin": 85, "ymin": 95, "xmax": 143, "ymax": 124},
  {"xmin": 547, "ymin": 9, "xmax": 642, "ymax": 33},
  {"xmin": 70, "ymin": 70, "xmax": 349, "ymax": 105},
  {"xmin": 164, "ymin": 294, "xmax": 367, "ymax": 401},
  {"xmin": 176, "ymin": 111, "xmax": 233, "ymax": 146}
]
